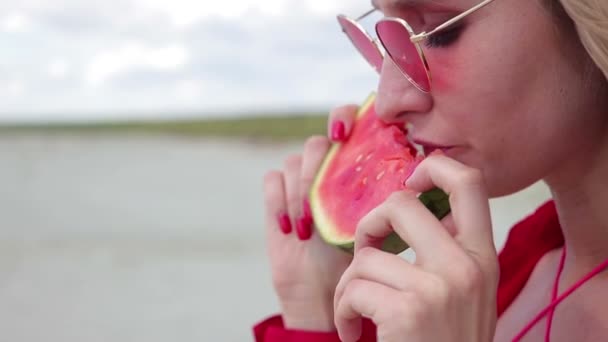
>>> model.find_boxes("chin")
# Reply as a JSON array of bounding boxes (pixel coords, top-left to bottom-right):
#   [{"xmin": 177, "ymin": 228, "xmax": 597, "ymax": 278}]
[
  {"xmin": 450, "ymin": 154, "xmax": 523, "ymax": 198},
  {"xmin": 485, "ymin": 170, "xmax": 543, "ymax": 199}
]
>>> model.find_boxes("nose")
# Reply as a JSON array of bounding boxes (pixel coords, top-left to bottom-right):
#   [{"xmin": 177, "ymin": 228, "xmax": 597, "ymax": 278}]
[{"xmin": 374, "ymin": 56, "xmax": 433, "ymax": 124}]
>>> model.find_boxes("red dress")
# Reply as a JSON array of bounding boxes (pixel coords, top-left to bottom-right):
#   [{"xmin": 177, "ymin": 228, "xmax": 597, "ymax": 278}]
[{"xmin": 253, "ymin": 200, "xmax": 564, "ymax": 341}]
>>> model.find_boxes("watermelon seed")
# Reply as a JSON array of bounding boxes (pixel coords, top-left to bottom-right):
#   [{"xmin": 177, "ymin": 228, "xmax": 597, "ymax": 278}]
[
  {"xmin": 356, "ymin": 154, "xmax": 364, "ymax": 163},
  {"xmin": 362, "ymin": 177, "xmax": 368, "ymax": 185},
  {"xmin": 376, "ymin": 171, "xmax": 385, "ymax": 180},
  {"xmin": 366, "ymin": 153, "xmax": 373, "ymax": 161},
  {"xmin": 356, "ymin": 166, "xmax": 363, "ymax": 172}
]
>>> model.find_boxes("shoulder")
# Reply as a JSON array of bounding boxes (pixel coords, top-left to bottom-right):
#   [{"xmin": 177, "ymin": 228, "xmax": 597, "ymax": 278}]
[{"xmin": 504, "ymin": 200, "xmax": 561, "ymax": 249}]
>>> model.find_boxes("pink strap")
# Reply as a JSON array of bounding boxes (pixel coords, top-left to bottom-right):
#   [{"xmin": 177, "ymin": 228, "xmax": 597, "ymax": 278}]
[
  {"xmin": 513, "ymin": 250, "xmax": 608, "ymax": 341},
  {"xmin": 544, "ymin": 247, "xmax": 567, "ymax": 342}
]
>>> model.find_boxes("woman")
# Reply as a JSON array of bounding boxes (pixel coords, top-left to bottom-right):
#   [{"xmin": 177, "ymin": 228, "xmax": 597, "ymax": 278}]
[{"xmin": 256, "ymin": 0, "xmax": 608, "ymax": 340}]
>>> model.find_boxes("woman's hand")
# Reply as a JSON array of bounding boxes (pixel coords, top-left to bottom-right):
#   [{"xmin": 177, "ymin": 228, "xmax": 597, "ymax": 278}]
[
  {"xmin": 333, "ymin": 154, "xmax": 500, "ymax": 342},
  {"xmin": 262, "ymin": 105, "xmax": 359, "ymax": 331}
]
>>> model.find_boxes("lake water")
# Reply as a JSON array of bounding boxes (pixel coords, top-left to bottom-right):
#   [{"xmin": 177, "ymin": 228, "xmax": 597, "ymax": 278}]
[{"xmin": 0, "ymin": 134, "xmax": 552, "ymax": 341}]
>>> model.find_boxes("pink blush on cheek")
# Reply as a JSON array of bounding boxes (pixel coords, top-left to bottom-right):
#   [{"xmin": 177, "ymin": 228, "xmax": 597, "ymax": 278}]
[
  {"xmin": 429, "ymin": 60, "xmax": 461, "ymax": 91},
  {"xmin": 424, "ymin": 43, "xmax": 470, "ymax": 92}
]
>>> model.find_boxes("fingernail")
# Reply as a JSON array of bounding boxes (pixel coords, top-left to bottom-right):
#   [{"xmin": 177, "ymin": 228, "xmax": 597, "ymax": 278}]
[
  {"xmin": 296, "ymin": 216, "xmax": 313, "ymax": 240},
  {"xmin": 278, "ymin": 213, "xmax": 292, "ymax": 234},
  {"xmin": 403, "ymin": 158, "xmax": 422, "ymax": 187},
  {"xmin": 331, "ymin": 121, "xmax": 345, "ymax": 141},
  {"xmin": 403, "ymin": 166, "xmax": 416, "ymax": 187},
  {"xmin": 302, "ymin": 199, "xmax": 312, "ymax": 219},
  {"xmin": 430, "ymin": 148, "xmax": 445, "ymax": 156}
]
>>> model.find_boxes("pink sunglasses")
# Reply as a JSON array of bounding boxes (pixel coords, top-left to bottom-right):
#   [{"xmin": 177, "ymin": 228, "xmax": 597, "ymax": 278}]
[{"xmin": 337, "ymin": 0, "xmax": 496, "ymax": 92}]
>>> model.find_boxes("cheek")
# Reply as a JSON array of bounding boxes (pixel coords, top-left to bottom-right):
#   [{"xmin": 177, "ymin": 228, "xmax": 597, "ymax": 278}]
[
  {"xmin": 425, "ymin": 48, "xmax": 465, "ymax": 92},
  {"xmin": 422, "ymin": 24, "xmax": 481, "ymax": 92},
  {"xmin": 443, "ymin": 104, "xmax": 548, "ymax": 197},
  {"xmin": 472, "ymin": 104, "xmax": 585, "ymax": 197}
]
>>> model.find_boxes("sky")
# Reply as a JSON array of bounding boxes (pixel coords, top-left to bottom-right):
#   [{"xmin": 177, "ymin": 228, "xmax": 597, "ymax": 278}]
[{"xmin": 0, "ymin": 0, "xmax": 382, "ymax": 122}]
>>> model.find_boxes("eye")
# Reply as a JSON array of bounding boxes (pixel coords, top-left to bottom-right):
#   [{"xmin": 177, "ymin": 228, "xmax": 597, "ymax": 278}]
[{"xmin": 424, "ymin": 26, "xmax": 463, "ymax": 48}]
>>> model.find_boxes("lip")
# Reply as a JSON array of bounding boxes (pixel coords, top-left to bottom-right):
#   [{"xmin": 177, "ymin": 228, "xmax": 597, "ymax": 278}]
[{"xmin": 411, "ymin": 139, "xmax": 454, "ymax": 156}]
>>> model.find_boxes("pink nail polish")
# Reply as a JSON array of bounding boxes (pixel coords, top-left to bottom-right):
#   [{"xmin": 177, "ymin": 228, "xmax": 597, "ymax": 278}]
[
  {"xmin": 302, "ymin": 199, "xmax": 312, "ymax": 219},
  {"xmin": 296, "ymin": 216, "xmax": 313, "ymax": 240},
  {"xmin": 278, "ymin": 213, "xmax": 292, "ymax": 234},
  {"xmin": 331, "ymin": 121, "xmax": 345, "ymax": 141}
]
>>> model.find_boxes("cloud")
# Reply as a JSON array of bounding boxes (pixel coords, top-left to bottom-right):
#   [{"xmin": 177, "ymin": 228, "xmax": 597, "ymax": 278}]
[
  {"xmin": 0, "ymin": 0, "xmax": 378, "ymax": 122},
  {"xmin": 135, "ymin": 0, "xmax": 288, "ymax": 27},
  {"xmin": 85, "ymin": 43, "xmax": 190, "ymax": 86},
  {"xmin": 1, "ymin": 80, "xmax": 26, "ymax": 98},
  {"xmin": 47, "ymin": 60, "xmax": 70, "ymax": 80},
  {"xmin": 1, "ymin": 12, "xmax": 32, "ymax": 32}
]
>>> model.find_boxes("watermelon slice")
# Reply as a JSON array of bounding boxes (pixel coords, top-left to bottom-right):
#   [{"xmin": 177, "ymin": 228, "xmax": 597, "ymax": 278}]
[{"xmin": 309, "ymin": 93, "xmax": 450, "ymax": 254}]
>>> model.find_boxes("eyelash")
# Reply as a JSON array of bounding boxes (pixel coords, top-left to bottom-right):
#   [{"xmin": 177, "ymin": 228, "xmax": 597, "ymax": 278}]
[{"xmin": 424, "ymin": 26, "xmax": 463, "ymax": 48}]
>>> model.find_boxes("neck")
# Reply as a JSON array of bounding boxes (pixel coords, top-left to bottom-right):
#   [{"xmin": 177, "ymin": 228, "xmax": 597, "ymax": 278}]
[{"xmin": 545, "ymin": 133, "xmax": 608, "ymax": 278}]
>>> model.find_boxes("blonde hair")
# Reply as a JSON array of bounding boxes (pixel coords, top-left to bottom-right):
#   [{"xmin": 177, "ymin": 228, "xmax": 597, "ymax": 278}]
[{"xmin": 559, "ymin": 0, "xmax": 608, "ymax": 78}]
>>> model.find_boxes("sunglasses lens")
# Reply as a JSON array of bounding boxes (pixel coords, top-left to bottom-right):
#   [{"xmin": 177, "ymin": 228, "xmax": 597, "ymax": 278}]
[
  {"xmin": 338, "ymin": 16, "xmax": 383, "ymax": 73},
  {"xmin": 376, "ymin": 20, "xmax": 430, "ymax": 91}
]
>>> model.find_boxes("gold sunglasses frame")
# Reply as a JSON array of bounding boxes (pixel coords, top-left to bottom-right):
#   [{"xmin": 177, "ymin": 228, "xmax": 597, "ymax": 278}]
[
  {"xmin": 337, "ymin": 9, "xmax": 384, "ymax": 73},
  {"xmin": 338, "ymin": 0, "xmax": 497, "ymax": 92}
]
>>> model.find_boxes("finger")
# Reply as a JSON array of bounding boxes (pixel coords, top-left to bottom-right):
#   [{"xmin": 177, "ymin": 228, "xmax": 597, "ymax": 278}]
[
  {"xmin": 301, "ymin": 135, "xmax": 331, "ymax": 206},
  {"xmin": 354, "ymin": 190, "xmax": 461, "ymax": 266},
  {"xmin": 283, "ymin": 155, "xmax": 303, "ymax": 227},
  {"xmin": 334, "ymin": 279, "xmax": 400, "ymax": 342},
  {"xmin": 405, "ymin": 154, "xmax": 495, "ymax": 262},
  {"xmin": 334, "ymin": 247, "xmax": 428, "ymax": 314},
  {"xmin": 263, "ymin": 170, "xmax": 291, "ymax": 235},
  {"xmin": 442, "ymin": 213, "xmax": 457, "ymax": 236},
  {"xmin": 284, "ymin": 154, "xmax": 314, "ymax": 240},
  {"xmin": 327, "ymin": 104, "xmax": 358, "ymax": 142}
]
